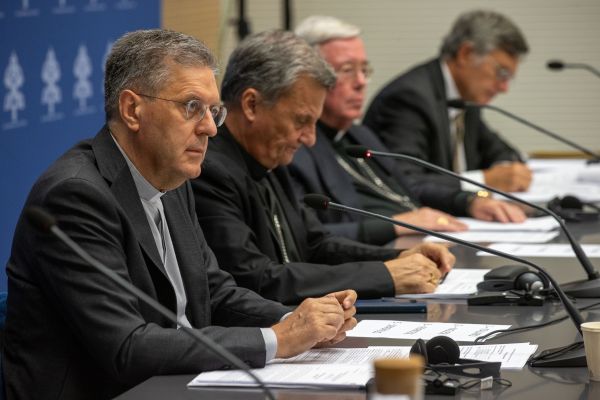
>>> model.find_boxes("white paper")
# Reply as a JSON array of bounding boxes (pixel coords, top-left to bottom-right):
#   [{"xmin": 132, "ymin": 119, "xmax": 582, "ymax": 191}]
[
  {"xmin": 460, "ymin": 343, "xmax": 538, "ymax": 370},
  {"xmin": 511, "ymin": 184, "xmax": 600, "ymax": 203},
  {"xmin": 478, "ymin": 243, "xmax": 600, "ymax": 258},
  {"xmin": 270, "ymin": 346, "xmax": 411, "ymax": 365},
  {"xmin": 457, "ymin": 216, "xmax": 559, "ymax": 232},
  {"xmin": 396, "ymin": 268, "xmax": 489, "ymax": 299},
  {"xmin": 187, "ymin": 363, "xmax": 371, "ymax": 389},
  {"xmin": 347, "ymin": 320, "xmax": 510, "ymax": 342},
  {"xmin": 272, "ymin": 344, "xmax": 536, "ymax": 370},
  {"xmin": 425, "ymin": 230, "xmax": 559, "ymax": 244}
]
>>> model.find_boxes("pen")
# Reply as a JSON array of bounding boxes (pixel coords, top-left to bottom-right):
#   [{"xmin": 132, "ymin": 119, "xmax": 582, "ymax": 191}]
[{"xmin": 439, "ymin": 272, "xmax": 448, "ymax": 285}]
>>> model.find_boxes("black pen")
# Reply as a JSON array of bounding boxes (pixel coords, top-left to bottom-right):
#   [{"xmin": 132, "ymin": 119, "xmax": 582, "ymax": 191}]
[{"xmin": 439, "ymin": 272, "xmax": 449, "ymax": 285}]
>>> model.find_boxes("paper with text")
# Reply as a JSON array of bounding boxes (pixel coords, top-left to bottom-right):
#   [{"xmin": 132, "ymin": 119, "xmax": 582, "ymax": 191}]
[
  {"xmin": 347, "ymin": 320, "xmax": 510, "ymax": 342},
  {"xmin": 396, "ymin": 268, "xmax": 489, "ymax": 299},
  {"xmin": 458, "ymin": 216, "xmax": 559, "ymax": 232},
  {"xmin": 425, "ymin": 230, "xmax": 559, "ymax": 244},
  {"xmin": 478, "ymin": 243, "xmax": 600, "ymax": 258}
]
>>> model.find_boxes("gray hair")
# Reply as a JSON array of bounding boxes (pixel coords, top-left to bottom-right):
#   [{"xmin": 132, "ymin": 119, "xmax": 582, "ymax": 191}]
[
  {"xmin": 104, "ymin": 29, "xmax": 217, "ymax": 120},
  {"xmin": 295, "ymin": 15, "xmax": 361, "ymax": 47},
  {"xmin": 440, "ymin": 10, "xmax": 529, "ymax": 59},
  {"xmin": 221, "ymin": 29, "xmax": 336, "ymax": 107}
]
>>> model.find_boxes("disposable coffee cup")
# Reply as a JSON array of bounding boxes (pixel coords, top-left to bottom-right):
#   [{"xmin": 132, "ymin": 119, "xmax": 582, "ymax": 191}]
[
  {"xmin": 582, "ymin": 321, "xmax": 600, "ymax": 381},
  {"xmin": 373, "ymin": 356, "xmax": 424, "ymax": 399}
]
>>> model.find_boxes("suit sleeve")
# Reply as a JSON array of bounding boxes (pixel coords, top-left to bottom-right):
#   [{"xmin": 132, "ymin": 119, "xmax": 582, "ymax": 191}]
[
  {"xmin": 191, "ymin": 159, "xmax": 397, "ymax": 305},
  {"xmin": 27, "ymin": 177, "xmax": 282, "ymax": 387}
]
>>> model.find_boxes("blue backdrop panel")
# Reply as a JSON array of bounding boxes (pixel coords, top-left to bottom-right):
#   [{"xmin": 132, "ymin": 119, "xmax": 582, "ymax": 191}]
[{"xmin": 0, "ymin": 0, "xmax": 160, "ymax": 291}]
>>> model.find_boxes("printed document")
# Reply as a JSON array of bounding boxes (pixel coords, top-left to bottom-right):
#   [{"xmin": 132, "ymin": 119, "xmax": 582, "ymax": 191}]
[
  {"xmin": 478, "ymin": 243, "xmax": 600, "ymax": 258},
  {"xmin": 396, "ymin": 268, "xmax": 489, "ymax": 299},
  {"xmin": 425, "ymin": 231, "xmax": 559, "ymax": 244},
  {"xmin": 347, "ymin": 320, "xmax": 510, "ymax": 342},
  {"xmin": 458, "ymin": 216, "xmax": 559, "ymax": 232}
]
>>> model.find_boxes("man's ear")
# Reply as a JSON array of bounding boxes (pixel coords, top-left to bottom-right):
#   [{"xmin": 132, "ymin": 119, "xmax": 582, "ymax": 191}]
[
  {"xmin": 119, "ymin": 90, "xmax": 142, "ymax": 132},
  {"xmin": 240, "ymin": 88, "xmax": 261, "ymax": 122},
  {"xmin": 455, "ymin": 42, "xmax": 475, "ymax": 67}
]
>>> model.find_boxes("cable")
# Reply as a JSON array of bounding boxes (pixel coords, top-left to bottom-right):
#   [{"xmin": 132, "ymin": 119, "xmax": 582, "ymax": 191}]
[{"xmin": 474, "ymin": 301, "xmax": 600, "ymax": 343}]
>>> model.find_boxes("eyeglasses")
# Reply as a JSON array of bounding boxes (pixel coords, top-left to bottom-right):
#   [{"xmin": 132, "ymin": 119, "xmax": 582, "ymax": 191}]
[
  {"xmin": 486, "ymin": 55, "xmax": 514, "ymax": 83},
  {"xmin": 335, "ymin": 62, "xmax": 374, "ymax": 82},
  {"xmin": 135, "ymin": 93, "xmax": 227, "ymax": 127}
]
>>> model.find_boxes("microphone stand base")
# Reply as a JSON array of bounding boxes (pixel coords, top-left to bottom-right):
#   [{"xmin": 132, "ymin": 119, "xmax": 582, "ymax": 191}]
[
  {"xmin": 529, "ymin": 342, "xmax": 586, "ymax": 368},
  {"xmin": 562, "ymin": 278, "xmax": 600, "ymax": 298}
]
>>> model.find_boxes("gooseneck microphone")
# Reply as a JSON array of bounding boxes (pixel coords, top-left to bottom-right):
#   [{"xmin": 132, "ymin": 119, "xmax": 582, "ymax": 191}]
[
  {"xmin": 25, "ymin": 206, "xmax": 275, "ymax": 400},
  {"xmin": 304, "ymin": 194, "xmax": 588, "ymax": 367},
  {"xmin": 345, "ymin": 144, "xmax": 600, "ymax": 298},
  {"xmin": 446, "ymin": 99, "xmax": 600, "ymax": 162},
  {"xmin": 547, "ymin": 60, "xmax": 600, "ymax": 79}
]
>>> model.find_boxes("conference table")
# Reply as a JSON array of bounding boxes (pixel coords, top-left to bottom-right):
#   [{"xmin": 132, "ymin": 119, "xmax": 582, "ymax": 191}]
[{"xmin": 116, "ymin": 218, "xmax": 600, "ymax": 399}]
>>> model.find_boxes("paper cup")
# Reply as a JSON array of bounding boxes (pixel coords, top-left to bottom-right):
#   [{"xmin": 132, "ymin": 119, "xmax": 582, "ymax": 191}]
[{"xmin": 582, "ymin": 321, "xmax": 600, "ymax": 381}]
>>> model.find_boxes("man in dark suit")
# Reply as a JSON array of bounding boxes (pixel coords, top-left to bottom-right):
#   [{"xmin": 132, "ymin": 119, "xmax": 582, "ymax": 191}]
[
  {"xmin": 191, "ymin": 30, "xmax": 455, "ymax": 306},
  {"xmin": 3, "ymin": 29, "xmax": 357, "ymax": 400},
  {"xmin": 289, "ymin": 16, "xmax": 526, "ymax": 245},
  {"xmin": 364, "ymin": 10, "xmax": 532, "ymax": 193}
]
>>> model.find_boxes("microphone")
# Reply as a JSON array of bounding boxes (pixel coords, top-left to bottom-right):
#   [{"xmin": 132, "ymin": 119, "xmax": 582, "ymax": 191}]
[
  {"xmin": 547, "ymin": 60, "xmax": 600, "ymax": 79},
  {"xmin": 24, "ymin": 206, "xmax": 275, "ymax": 400},
  {"xmin": 446, "ymin": 99, "xmax": 600, "ymax": 162},
  {"xmin": 345, "ymin": 144, "xmax": 600, "ymax": 298},
  {"xmin": 303, "ymin": 194, "xmax": 589, "ymax": 367}
]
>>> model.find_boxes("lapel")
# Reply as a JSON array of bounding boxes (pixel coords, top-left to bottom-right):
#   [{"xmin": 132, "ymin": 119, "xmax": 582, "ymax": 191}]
[
  {"xmin": 346, "ymin": 125, "xmax": 396, "ymax": 175},
  {"xmin": 161, "ymin": 188, "xmax": 210, "ymax": 327},
  {"xmin": 429, "ymin": 60, "xmax": 453, "ymax": 169},
  {"xmin": 92, "ymin": 126, "xmax": 168, "ymax": 279},
  {"xmin": 310, "ymin": 127, "xmax": 359, "ymax": 207},
  {"xmin": 462, "ymin": 108, "xmax": 479, "ymax": 170},
  {"xmin": 215, "ymin": 128, "xmax": 283, "ymax": 261}
]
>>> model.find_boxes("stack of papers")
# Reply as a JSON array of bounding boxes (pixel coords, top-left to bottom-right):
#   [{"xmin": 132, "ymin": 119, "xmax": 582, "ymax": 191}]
[
  {"xmin": 459, "ymin": 216, "xmax": 559, "ymax": 232},
  {"xmin": 347, "ymin": 320, "xmax": 510, "ymax": 342},
  {"xmin": 187, "ymin": 343, "xmax": 538, "ymax": 389},
  {"xmin": 187, "ymin": 363, "xmax": 371, "ymax": 389},
  {"xmin": 425, "ymin": 216, "xmax": 560, "ymax": 244},
  {"xmin": 478, "ymin": 243, "xmax": 600, "ymax": 258},
  {"xmin": 425, "ymin": 230, "xmax": 559, "ymax": 244},
  {"xmin": 396, "ymin": 268, "xmax": 489, "ymax": 299}
]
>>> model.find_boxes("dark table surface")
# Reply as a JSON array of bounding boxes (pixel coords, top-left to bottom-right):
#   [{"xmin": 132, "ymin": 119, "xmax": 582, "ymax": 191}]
[{"xmin": 116, "ymin": 219, "xmax": 600, "ymax": 399}]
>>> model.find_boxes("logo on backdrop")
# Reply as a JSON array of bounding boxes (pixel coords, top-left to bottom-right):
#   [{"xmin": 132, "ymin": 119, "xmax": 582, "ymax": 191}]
[
  {"xmin": 3, "ymin": 51, "xmax": 27, "ymax": 130},
  {"xmin": 84, "ymin": 0, "xmax": 107, "ymax": 13},
  {"xmin": 73, "ymin": 45, "xmax": 95, "ymax": 116},
  {"xmin": 116, "ymin": 0, "xmax": 137, "ymax": 10},
  {"xmin": 15, "ymin": 0, "xmax": 40, "ymax": 17},
  {"xmin": 41, "ymin": 48, "xmax": 63, "ymax": 122},
  {"xmin": 53, "ymin": 0, "xmax": 76, "ymax": 15}
]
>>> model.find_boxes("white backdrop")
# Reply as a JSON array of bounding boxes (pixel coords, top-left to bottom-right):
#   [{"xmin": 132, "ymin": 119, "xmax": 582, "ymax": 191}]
[{"xmin": 219, "ymin": 0, "xmax": 600, "ymax": 154}]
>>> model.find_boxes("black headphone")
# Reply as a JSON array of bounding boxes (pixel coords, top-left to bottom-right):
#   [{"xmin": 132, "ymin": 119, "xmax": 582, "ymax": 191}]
[
  {"xmin": 477, "ymin": 265, "xmax": 549, "ymax": 293},
  {"xmin": 547, "ymin": 195, "xmax": 600, "ymax": 222},
  {"xmin": 409, "ymin": 336, "xmax": 501, "ymax": 378}
]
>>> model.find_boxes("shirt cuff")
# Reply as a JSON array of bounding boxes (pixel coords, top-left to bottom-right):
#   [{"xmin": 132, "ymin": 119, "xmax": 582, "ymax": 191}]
[
  {"xmin": 260, "ymin": 328, "xmax": 278, "ymax": 363},
  {"xmin": 460, "ymin": 170, "xmax": 485, "ymax": 192}
]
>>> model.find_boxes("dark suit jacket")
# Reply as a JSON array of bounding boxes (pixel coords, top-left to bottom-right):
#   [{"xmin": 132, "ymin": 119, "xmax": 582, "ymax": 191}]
[
  {"xmin": 363, "ymin": 58, "xmax": 521, "ymax": 190},
  {"xmin": 3, "ymin": 126, "xmax": 289, "ymax": 400},
  {"xmin": 190, "ymin": 126, "xmax": 399, "ymax": 305},
  {"xmin": 289, "ymin": 123, "xmax": 472, "ymax": 245}
]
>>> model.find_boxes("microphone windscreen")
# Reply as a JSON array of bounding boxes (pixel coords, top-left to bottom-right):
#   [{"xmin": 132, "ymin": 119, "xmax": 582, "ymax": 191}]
[
  {"xmin": 547, "ymin": 60, "xmax": 565, "ymax": 70},
  {"xmin": 446, "ymin": 99, "xmax": 466, "ymax": 109},
  {"xmin": 344, "ymin": 145, "xmax": 370, "ymax": 158},
  {"xmin": 25, "ymin": 206, "xmax": 57, "ymax": 233},
  {"xmin": 303, "ymin": 194, "xmax": 330, "ymax": 210}
]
